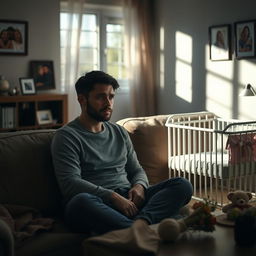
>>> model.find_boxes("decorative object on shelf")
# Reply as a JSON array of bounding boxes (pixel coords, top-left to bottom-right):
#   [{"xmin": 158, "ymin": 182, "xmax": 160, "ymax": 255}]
[
  {"xmin": 8, "ymin": 86, "xmax": 19, "ymax": 96},
  {"xmin": 0, "ymin": 20, "xmax": 28, "ymax": 55},
  {"xmin": 0, "ymin": 75, "xmax": 10, "ymax": 95},
  {"xmin": 158, "ymin": 198, "xmax": 217, "ymax": 242},
  {"xmin": 30, "ymin": 60, "xmax": 55, "ymax": 90},
  {"xmin": 209, "ymin": 24, "xmax": 232, "ymax": 61},
  {"xmin": 36, "ymin": 110, "xmax": 53, "ymax": 125},
  {"xmin": 19, "ymin": 77, "xmax": 36, "ymax": 95},
  {"xmin": 235, "ymin": 20, "xmax": 256, "ymax": 59}
]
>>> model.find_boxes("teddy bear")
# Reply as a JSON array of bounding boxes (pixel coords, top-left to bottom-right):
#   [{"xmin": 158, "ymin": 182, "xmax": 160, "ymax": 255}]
[{"xmin": 222, "ymin": 190, "xmax": 253, "ymax": 221}]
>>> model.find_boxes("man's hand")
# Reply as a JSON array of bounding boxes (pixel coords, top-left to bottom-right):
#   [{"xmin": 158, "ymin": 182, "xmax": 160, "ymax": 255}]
[
  {"xmin": 110, "ymin": 192, "xmax": 138, "ymax": 217},
  {"xmin": 128, "ymin": 184, "xmax": 145, "ymax": 208}
]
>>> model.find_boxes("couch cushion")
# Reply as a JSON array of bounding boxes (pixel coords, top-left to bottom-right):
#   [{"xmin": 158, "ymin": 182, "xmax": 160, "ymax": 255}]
[
  {"xmin": 0, "ymin": 130, "xmax": 62, "ymax": 216},
  {"xmin": 117, "ymin": 115, "xmax": 169, "ymax": 184}
]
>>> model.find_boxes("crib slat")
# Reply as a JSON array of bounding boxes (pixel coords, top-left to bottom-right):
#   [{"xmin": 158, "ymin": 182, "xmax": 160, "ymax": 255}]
[
  {"xmin": 209, "ymin": 119, "xmax": 213, "ymax": 203},
  {"xmin": 193, "ymin": 127, "xmax": 197, "ymax": 197}
]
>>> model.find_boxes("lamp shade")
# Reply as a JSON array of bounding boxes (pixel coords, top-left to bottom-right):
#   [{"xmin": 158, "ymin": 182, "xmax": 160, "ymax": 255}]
[{"xmin": 239, "ymin": 84, "xmax": 256, "ymax": 96}]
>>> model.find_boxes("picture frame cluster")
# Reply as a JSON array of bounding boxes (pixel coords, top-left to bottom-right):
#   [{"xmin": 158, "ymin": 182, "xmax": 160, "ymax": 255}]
[
  {"xmin": 18, "ymin": 60, "xmax": 55, "ymax": 95},
  {"xmin": 0, "ymin": 19, "xmax": 55, "ymax": 95},
  {"xmin": 209, "ymin": 20, "xmax": 256, "ymax": 61}
]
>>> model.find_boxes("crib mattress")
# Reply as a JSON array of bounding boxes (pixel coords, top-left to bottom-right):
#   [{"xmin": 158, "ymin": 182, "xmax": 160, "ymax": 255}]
[{"xmin": 169, "ymin": 152, "xmax": 255, "ymax": 179}]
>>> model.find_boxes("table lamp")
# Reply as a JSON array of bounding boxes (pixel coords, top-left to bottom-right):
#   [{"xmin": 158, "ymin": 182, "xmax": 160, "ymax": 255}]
[{"xmin": 239, "ymin": 84, "xmax": 256, "ymax": 96}]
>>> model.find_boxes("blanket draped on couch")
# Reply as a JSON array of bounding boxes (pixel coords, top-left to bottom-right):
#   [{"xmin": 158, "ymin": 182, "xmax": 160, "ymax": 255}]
[{"xmin": 0, "ymin": 204, "xmax": 54, "ymax": 248}]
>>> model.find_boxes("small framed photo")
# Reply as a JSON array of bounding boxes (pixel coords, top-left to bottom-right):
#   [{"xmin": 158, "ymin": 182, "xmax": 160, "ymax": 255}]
[
  {"xmin": 209, "ymin": 24, "xmax": 232, "ymax": 61},
  {"xmin": 0, "ymin": 20, "xmax": 28, "ymax": 55},
  {"xmin": 36, "ymin": 110, "xmax": 53, "ymax": 125},
  {"xmin": 235, "ymin": 20, "xmax": 256, "ymax": 59},
  {"xmin": 19, "ymin": 78, "xmax": 36, "ymax": 95},
  {"xmin": 30, "ymin": 60, "xmax": 55, "ymax": 90}
]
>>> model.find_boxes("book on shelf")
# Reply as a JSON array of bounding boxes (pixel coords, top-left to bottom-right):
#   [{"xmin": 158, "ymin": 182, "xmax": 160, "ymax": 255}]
[{"xmin": 0, "ymin": 106, "xmax": 16, "ymax": 129}]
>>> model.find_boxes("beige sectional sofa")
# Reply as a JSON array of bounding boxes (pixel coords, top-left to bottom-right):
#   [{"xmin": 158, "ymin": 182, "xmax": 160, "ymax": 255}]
[{"xmin": 0, "ymin": 115, "xmax": 169, "ymax": 256}]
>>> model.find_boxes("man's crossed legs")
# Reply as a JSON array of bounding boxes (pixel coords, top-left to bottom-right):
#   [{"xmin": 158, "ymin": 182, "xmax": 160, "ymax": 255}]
[{"xmin": 65, "ymin": 177, "xmax": 193, "ymax": 234}]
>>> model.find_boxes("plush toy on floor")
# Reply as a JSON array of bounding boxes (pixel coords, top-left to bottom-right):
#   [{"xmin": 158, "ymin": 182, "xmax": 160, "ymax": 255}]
[
  {"xmin": 158, "ymin": 199, "xmax": 217, "ymax": 242},
  {"xmin": 222, "ymin": 191, "xmax": 253, "ymax": 221}
]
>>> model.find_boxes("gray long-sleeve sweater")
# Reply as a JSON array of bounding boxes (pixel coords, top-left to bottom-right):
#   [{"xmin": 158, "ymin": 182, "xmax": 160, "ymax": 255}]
[{"xmin": 51, "ymin": 118, "xmax": 149, "ymax": 204}]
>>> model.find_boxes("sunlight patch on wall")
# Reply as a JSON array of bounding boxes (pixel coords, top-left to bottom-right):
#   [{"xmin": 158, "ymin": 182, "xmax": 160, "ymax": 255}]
[
  {"xmin": 238, "ymin": 60, "xmax": 256, "ymax": 86},
  {"xmin": 175, "ymin": 60, "xmax": 192, "ymax": 103},
  {"xmin": 175, "ymin": 31, "xmax": 192, "ymax": 103},
  {"xmin": 160, "ymin": 27, "xmax": 165, "ymax": 89},
  {"xmin": 238, "ymin": 96, "xmax": 256, "ymax": 120},
  {"xmin": 176, "ymin": 31, "xmax": 192, "ymax": 62},
  {"xmin": 206, "ymin": 73, "xmax": 233, "ymax": 118},
  {"xmin": 237, "ymin": 60, "xmax": 256, "ymax": 120},
  {"xmin": 205, "ymin": 46, "xmax": 233, "ymax": 80}
]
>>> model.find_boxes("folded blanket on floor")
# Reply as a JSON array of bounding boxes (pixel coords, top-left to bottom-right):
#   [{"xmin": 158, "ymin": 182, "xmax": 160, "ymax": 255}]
[
  {"xmin": 83, "ymin": 220, "xmax": 160, "ymax": 256},
  {"xmin": 0, "ymin": 204, "xmax": 54, "ymax": 248}
]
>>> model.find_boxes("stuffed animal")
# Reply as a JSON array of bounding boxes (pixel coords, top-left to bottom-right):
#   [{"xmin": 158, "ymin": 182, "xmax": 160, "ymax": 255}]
[{"xmin": 222, "ymin": 191, "xmax": 252, "ymax": 221}]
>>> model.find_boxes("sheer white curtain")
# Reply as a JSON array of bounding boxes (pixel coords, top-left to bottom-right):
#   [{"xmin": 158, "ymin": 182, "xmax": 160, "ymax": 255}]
[
  {"xmin": 123, "ymin": 0, "xmax": 156, "ymax": 116},
  {"xmin": 60, "ymin": 0, "xmax": 84, "ymax": 121},
  {"xmin": 61, "ymin": 0, "xmax": 156, "ymax": 120}
]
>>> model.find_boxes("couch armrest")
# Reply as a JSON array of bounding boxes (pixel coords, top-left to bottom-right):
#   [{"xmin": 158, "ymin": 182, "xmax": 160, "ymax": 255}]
[{"xmin": 0, "ymin": 219, "xmax": 14, "ymax": 256}]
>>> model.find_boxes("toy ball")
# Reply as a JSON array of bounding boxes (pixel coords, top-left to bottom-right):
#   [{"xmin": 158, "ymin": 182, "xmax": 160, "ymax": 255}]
[{"xmin": 158, "ymin": 218, "xmax": 180, "ymax": 242}]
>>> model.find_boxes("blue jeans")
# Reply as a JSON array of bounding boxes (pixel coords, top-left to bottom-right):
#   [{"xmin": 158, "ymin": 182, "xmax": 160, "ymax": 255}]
[{"xmin": 65, "ymin": 177, "xmax": 193, "ymax": 234}]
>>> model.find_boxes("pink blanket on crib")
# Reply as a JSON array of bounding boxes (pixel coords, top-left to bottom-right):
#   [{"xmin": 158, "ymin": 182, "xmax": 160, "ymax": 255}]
[{"xmin": 226, "ymin": 133, "xmax": 256, "ymax": 164}]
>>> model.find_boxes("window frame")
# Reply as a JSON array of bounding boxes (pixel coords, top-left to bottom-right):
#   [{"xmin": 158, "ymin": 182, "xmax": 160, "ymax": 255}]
[{"xmin": 60, "ymin": 3, "xmax": 128, "ymax": 92}]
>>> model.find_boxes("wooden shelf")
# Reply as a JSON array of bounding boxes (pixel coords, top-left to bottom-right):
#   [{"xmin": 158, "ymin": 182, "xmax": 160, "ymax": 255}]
[{"xmin": 0, "ymin": 93, "xmax": 68, "ymax": 131}]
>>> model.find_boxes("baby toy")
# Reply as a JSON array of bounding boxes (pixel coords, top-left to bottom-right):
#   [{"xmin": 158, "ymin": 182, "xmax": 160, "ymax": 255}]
[
  {"xmin": 222, "ymin": 190, "xmax": 253, "ymax": 221},
  {"xmin": 158, "ymin": 199, "xmax": 217, "ymax": 242}
]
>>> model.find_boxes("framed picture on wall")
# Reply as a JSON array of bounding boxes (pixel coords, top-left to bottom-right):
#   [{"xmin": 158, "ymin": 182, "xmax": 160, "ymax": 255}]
[
  {"xmin": 235, "ymin": 20, "xmax": 256, "ymax": 59},
  {"xmin": 0, "ymin": 20, "xmax": 28, "ymax": 55},
  {"xmin": 30, "ymin": 60, "xmax": 55, "ymax": 90},
  {"xmin": 209, "ymin": 24, "xmax": 232, "ymax": 61}
]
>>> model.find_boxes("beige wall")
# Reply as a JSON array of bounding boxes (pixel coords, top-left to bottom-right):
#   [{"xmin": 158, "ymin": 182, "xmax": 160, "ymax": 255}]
[
  {"xmin": 154, "ymin": 0, "xmax": 256, "ymax": 120},
  {"xmin": 3, "ymin": 0, "xmax": 255, "ymax": 121},
  {"xmin": 0, "ymin": 0, "xmax": 131, "ymax": 122},
  {"xmin": 0, "ymin": 0, "xmax": 60, "ymax": 93}
]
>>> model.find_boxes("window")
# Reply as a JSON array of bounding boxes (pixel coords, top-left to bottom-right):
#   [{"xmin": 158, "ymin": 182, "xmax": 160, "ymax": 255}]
[
  {"xmin": 60, "ymin": 4, "xmax": 128, "ymax": 91},
  {"xmin": 79, "ymin": 14, "xmax": 99, "ymax": 75}
]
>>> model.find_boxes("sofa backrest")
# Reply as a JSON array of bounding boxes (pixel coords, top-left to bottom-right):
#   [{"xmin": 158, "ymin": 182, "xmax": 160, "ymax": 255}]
[
  {"xmin": 0, "ymin": 130, "xmax": 62, "ymax": 216},
  {"xmin": 117, "ymin": 115, "xmax": 169, "ymax": 184},
  {"xmin": 0, "ymin": 115, "xmax": 169, "ymax": 215}
]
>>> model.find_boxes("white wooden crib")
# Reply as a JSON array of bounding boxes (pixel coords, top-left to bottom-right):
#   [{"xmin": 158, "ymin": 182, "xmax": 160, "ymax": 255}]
[{"xmin": 165, "ymin": 111, "xmax": 256, "ymax": 206}]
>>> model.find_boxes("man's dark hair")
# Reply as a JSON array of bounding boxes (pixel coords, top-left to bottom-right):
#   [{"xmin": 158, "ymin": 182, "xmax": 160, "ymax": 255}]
[{"xmin": 75, "ymin": 70, "xmax": 120, "ymax": 96}]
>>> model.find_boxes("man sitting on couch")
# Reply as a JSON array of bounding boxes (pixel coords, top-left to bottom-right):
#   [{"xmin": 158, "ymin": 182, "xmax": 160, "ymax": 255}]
[{"xmin": 51, "ymin": 71, "xmax": 193, "ymax": 235}]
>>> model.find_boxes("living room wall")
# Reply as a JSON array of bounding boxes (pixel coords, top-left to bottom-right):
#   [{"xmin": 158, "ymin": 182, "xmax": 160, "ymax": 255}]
[
  {"xmin": 0, "ymin": 0, "xmax": 60, "ymax": 93},
  {"xmin": 154, "ymin": 0, "xmax": 256, "ymax": 120},
  {"xmin": 0, "ymin": 0, "xmax": 132, "ymax": 122}
]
